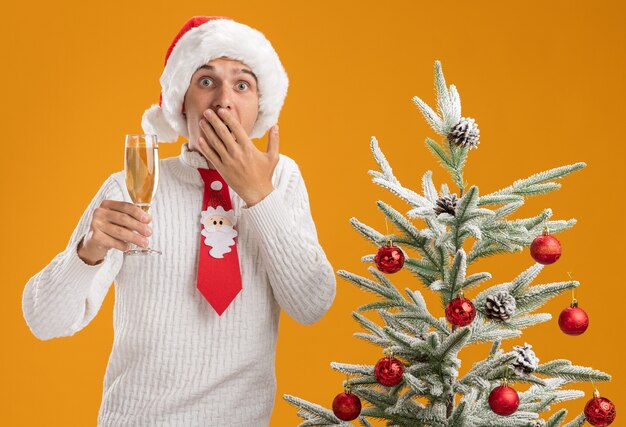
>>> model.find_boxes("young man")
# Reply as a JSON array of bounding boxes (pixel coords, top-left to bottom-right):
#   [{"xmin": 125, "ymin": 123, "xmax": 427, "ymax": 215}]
[{"xmin": 22, "ymin": 16, "xmax": 336, "ymax": 426}]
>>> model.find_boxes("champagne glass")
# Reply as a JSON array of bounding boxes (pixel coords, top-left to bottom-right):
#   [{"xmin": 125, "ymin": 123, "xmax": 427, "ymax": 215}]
[{"xmin": 124, "ymin": 134, "xmax": 161, "ymax": 255}]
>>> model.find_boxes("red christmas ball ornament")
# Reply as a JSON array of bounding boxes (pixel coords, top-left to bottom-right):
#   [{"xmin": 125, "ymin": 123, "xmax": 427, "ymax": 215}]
[
  {"xmin": 488, "ymin": 383, "xmax": 520, "ymax": 416},
  {"xmin": 332, "ymin": 388, "xmax": 362, "ymax": 421},
  {"xmin": 374, "ymin": 354, "xmax": 405, "ymax": 386},
  {"xmin": 584, "ymin": 389, "xmax": 616, "ymax": 426},
  {"xmin": 375, "ymin": 242, "xmax": 405, "ymax": 274},
  {"xmin": 530, "ymin": 229, "xmax": 561, "ymax": 265},
  {"xmin": 445, "ymin": 294, "xmax": 476, "ymax": 327},
  {"xmin": 558, "ymin": 300, "xmax": 589, "ymax": 335}
]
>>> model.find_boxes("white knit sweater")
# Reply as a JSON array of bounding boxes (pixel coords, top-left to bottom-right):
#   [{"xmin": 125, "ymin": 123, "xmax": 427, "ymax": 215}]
[{"xmin": 22, "ymin": 142, "xmax": 337, "ymax": 426}]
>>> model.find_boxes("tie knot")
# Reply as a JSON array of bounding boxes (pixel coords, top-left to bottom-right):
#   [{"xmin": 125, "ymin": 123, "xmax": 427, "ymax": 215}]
[{"xmin": 198, "ymin": 167, "xmax": 224, "ymax": 184}]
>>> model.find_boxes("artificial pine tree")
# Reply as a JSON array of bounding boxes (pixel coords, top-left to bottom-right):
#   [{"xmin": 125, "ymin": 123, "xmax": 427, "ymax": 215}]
[{"xmin": 283, "ymin": 61, "xmax": 615, "ymax": 427}]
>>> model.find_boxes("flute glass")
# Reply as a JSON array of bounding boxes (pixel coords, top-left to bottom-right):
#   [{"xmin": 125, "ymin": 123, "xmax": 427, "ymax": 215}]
[{"xmin": 124, "ymin": 134, "xmax": 161, "ymax": 255}]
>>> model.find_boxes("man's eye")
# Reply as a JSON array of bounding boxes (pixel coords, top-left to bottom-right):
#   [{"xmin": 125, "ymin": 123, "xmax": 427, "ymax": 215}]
[
  {"xmin": 237, "ymin": 82, "xmax": 249, "ymax": 90},
  {"xmin": 200, "ymin": 78, "xmax": 212, "ymax": 87}
]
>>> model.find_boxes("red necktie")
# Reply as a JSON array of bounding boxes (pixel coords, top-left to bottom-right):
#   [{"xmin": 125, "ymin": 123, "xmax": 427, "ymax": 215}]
[{"xmin": 196, "ymin": 168, "xmax": 242, "ymax": 315}]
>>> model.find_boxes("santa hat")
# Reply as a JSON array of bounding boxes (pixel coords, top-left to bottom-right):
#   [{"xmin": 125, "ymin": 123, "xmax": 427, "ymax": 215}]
[
  {"xmin": 201, "ymin": 179, "xmax": 237, "ymax": 225},
  {"xmin": 142, "ymin": 16, "xmax": 289, "ymax": 142}
]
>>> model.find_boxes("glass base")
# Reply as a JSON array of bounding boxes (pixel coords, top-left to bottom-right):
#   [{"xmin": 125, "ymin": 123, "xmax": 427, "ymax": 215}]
[{"xmin": 124, "ymin": 247, "xmax": 162, "ymax": 256}]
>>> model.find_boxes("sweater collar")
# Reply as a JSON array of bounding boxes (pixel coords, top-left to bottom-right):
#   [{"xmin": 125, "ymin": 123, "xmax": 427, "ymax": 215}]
[{"xmin": 170, "ymin": 142, "xmax": 213, "ymax": 185}]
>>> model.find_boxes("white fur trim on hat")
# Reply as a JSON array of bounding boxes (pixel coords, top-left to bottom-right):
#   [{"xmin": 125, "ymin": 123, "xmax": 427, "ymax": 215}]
[
  {"xmin": 141, "ymin": 104, "xmax": 179, "ymax": 142},
  {"xmin": 142, "ymin": 18, "xmax": 289, "ymax": 142}
]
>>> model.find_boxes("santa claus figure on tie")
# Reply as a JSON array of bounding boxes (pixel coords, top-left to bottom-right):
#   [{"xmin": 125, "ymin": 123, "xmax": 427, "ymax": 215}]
[
  {"xmin": 199, "ymin": 178, "xmax": 238, "ymax": 259},
  {"xmin": 200, "ymin": 205, "xmax": 237, "ymax": 259}
]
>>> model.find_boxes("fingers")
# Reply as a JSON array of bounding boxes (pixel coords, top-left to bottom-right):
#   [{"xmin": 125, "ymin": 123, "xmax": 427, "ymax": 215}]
[
  {"xmin": 91, "ymin": 200, "xmax": 153, "ymax": 250},
  {"xmin": 267, "ymin": 124, "xmax": 280, "ymax": 160},
  {"xmin": 215, "ymin": 108, "xmax": 249, "ymax": 145},
  {"xmin": 90, "ymin": 227, "xmax": 138, "ymax": 252},
  {"xmin": 101, "ymin": 200, "xmax": 151, "ymax": 223},
  {"xmin": 102, "ymin": 208, "xmax": 152, "ymax": 238},
  {"xmin": 199, "ymin": 117, "xmax": 229, "ymax": 158},
  {"xmin": 97, "ymin": 221, "xmax": 150, "ymax": 249},
  {"xmin": 197, "ymin": 135, "xmax": 222, "ymax": 169},
  {"xmin": 202, "ymin": 109, "xmax": 238, "ymax": 148}
]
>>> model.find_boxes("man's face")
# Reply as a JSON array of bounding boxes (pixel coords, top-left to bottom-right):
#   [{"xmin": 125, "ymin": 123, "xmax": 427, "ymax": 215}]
[{"xmin": 183, "ymin": 57, "xmax": 260, "ymax": 152}]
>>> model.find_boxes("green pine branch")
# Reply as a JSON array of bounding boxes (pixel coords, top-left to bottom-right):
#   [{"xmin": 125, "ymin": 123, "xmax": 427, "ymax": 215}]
[{"xmin": 482, "ymin": 162, "xmax": 587, "ymax": 201}]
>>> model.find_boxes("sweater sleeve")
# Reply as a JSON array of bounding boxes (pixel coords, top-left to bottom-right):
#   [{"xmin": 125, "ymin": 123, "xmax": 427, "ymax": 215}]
[
  {"xmin": 22, "ymin": 174, "xmax": 125, "ymax": 340},
  {"xmin": 240, "ymin": 159, "xmax": 336, "ymax": 325}
]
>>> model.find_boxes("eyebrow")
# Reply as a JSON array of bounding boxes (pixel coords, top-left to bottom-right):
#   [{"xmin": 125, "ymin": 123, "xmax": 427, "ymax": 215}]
[{"xmin": 195, "ymin": 64, "xmax": 258, "ymax": 83}]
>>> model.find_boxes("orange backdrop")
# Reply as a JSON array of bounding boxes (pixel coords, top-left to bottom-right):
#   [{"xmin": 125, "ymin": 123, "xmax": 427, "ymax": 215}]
[{"xmin": 3, "ymin": 1, "xmax": 625, "ymax": 425}]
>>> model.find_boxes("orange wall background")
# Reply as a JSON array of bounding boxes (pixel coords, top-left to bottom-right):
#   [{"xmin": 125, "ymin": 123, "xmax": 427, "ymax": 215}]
[{"xmin": 3, "ymin": 1, "xmax": 625, "ymax": 425}]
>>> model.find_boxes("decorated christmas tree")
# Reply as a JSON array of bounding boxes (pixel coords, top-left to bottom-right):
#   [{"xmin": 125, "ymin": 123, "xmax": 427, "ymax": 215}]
[{"xmin": 283, "ymin": 61, "xmax": 616, "ymax": 427}]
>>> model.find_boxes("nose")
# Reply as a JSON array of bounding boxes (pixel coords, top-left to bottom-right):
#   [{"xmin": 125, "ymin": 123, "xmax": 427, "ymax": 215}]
[{"xmin": 211, "ymin": 84, "xmax": 234, "ymax": 112}]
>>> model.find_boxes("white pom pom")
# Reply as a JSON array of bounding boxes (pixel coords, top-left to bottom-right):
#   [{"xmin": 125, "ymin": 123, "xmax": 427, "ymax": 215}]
[{"xmin": 141, "ymin": 104, "xmax": 179, "ymax": 142}]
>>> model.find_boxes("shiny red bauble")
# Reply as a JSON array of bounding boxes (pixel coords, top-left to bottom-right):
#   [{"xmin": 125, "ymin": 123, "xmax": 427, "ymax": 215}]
[
  {"xmin": 530, "ymin": 231, "xmax": 562, "ymax": 264},
  {"xmin": 375, "ymin": 244, "xmax": 405, "ymax": 273},
  {"xmin": 445, "ymin": 296, "xmax": 476, "ymax": 327},
  {"xmin": 332, "ymin": 391, "xmax": 362, "ymax": 421},
  {"xmin": 584, "ymin": 393, "xmax": 616, "ymax": 426},
  {"xmin": 558, "ymin": 303, "xmax": 589, "ymax": 335},
  {"xmin": 374, "ymin": 356, "xmax": 405, "ymax": 386},
  {"xmin": 488, "ymin": 385, "xmax": 520, "ymax": 416}
]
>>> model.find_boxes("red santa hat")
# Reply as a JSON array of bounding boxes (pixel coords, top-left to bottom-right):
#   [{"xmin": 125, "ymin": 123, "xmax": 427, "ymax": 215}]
[
  {"xmin": 142, "ymin": 16, "xmax": 289, "ymax": 142},
  {"xmin": 202, "ymin": 178, "xmax": 237, "ymax": 225}
]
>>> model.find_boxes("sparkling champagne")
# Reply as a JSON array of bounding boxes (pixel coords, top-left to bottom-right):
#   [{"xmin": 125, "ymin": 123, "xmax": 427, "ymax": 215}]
[
  {"xmin": 124, "ymin": 134, "xmax": 161, "ymax": 255},
  {"xmin": 125, "ymin": 142, "xmax": 159, "ymax": 211}
]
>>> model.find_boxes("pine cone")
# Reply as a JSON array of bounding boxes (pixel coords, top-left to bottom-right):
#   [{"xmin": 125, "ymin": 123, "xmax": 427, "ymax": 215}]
[
  {"xmin": 434, "ymin": 194, "xmax": 458, "ymax": 216},
  {"xmin": 484, "ymin": 291, "xmax": 516, "ymax": 321},
  {"xmin": 447, "ymin": 117, "xmax": 480, "ymax": 149},
  {"xmin": 512, "ymin": 342, "xmax": 540, "ymax": 376}
]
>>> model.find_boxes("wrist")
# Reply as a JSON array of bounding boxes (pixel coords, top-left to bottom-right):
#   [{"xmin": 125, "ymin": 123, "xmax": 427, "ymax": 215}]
[
  {"xmin": 243, "ymin": 184, "xmax": 274, "ymax": 207},
  {"xmin": 77, "ymin": 237, "xmax": 106, "ymax": 266}
]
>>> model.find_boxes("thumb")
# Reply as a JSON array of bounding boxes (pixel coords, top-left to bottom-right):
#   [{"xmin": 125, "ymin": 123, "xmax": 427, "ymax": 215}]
[{"xmin": 267, "ymin": 124, "xmax": 280, "ymax": 158}]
